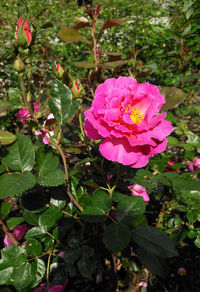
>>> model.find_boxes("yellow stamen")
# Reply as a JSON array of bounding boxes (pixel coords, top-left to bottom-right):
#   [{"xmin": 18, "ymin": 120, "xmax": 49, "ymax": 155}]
[{"xmin": 130, "ymin": 107, "xmax": 143, "ymax": 124}]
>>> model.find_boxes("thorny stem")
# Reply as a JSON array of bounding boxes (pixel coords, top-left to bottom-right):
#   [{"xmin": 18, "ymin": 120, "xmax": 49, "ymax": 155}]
[
  {"xmin": 91, "ymin": 15, "xmax": 98, "ymax": 71},
  {"xmin": 0, "ymin": 218, "xmax": 19, "ymax": 245}
]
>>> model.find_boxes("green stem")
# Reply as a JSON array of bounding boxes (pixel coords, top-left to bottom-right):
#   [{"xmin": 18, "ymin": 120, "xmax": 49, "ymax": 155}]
[
  {"xmin": 19, "ymin": 73, "xmax": 28, "ymax": 107},
  {"xmin": 46, "ymin": 249, "xmax": 52, "ymax": 289}
]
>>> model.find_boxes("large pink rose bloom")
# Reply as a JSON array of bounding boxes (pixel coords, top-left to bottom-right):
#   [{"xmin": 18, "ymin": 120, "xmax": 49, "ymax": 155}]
[{"xmin": 84, "ymin": 77, "xmax": 173, "ymax": 168}]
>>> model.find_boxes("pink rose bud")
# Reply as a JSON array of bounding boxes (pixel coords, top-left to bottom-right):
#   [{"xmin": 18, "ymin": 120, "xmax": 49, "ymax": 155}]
[
  {"xmin": 56, "ymin": 64, "xmax": 64, "ymax": 79},
  {"xmin": 177, "ymin": 267, "xmax": 187, "ymax": 276},
  {"xmin": 128, "ymin": 184, "xmax": 150, "ymax": 202},
  {"xmin": 189, "ymin": 157, "xmax": 200, "ymax": 172},
  {"xmin": 16, "ymin": 17, "xmax": 32, "ymax": 48},
  {"xmin": 71, "ymin": 80, "xmax": 84, "ymax": 98}
]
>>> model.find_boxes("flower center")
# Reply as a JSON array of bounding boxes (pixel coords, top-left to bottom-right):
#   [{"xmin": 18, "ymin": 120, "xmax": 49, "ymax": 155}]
[{"xmin": 130, "ymin": 107, "xmax": 143, "ymax": 124}]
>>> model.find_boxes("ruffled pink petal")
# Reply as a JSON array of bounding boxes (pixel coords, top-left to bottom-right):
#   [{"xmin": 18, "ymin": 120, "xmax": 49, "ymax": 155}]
[{"xmin": 84, "ymin": 119, "xmax": 102, "ymax": 140}]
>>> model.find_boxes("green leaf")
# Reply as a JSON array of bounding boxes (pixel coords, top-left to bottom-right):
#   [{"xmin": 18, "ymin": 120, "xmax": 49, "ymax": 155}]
[
  {"xmin": 25, "ymin": 226, "xmax": 47, "ymax": 239},
  {"xmin": 103, "ymin": 223, "xmax": 131, "ymax": 253},
  {"xmin": 101, "ymin": 60, "xmax": 127, "ymax": 69},
  {"xmin": 181, "ymin": 24, "xmax": 191, "ymax": 36},
  {"xmin": 182, "ymin": 0, "xmax": 192, "ymax": 12},
  {"xmin": 0, "ymin": 173, "xmax": 36, "ymax": 198},
  {"xmin": 63, "ymin": 248, "xmax": 81, "ymax": 264},
  {"xmin": 12, "ymin": 262, "xmax": 32, "ymax": 290},
  {"xmin": 49, "ymin": 80, "xmax": 82, "ymax": 125},
  {"xmin": 0, "ymin": 100, "xmax": 10, "ymax": 113},
  {"xmin": 82, "ymin": 245, "xmax": 94, "ymax": 257},
  {"xmin": 159, "ymin": 86, "xmax": 187, "ymax": 111},
  {"xmin": 1, "ymin": 245, "xmax": 27, "ymax": 267},
  {"xmin": 112, "ymin": 192, "xmax": 124, "ymax": 202},
  {"xmin": 25, "ymin": 239, "xmax": 43, "ymax": 257},
  {"xmin": 42, "ymin": 237, "xmax": 54, "ymax": 251},
  {"xmin": 58, "ymin": 26, "xmax": 91, "ymax": 45},
  {"xmin": 136, "ymin": 246, "xmax": 168, "ymax": 277},
  {"xmin": 23, "ymin": 210, "xmax": 39, "ymax": 225},
  {"xmin": 50, "ymin": 198, "xmax": 66, "ymax": 209},
  {"xmin": 81, "ymin": 206, "xmax": 106, "ymax": 223},
  {"xmin": 0, "ymin": 130, "xmax": 16, "ymax": 145},
  {"xmin": 77, "ymin": 256, "xmax": 94, "ymax": 279},
  {"xmin": 39, "ymin": 207, "xmax": 63, "ymax": 227},
  {"xmin": 194, "ymin": 234, "xmax": 200, "ymax": 248},
  {"xmin": 91, "ymin": 189, "xmax": 112, "ymax": 212},
  {"xmin": 186, "ymin": 7, "xmax": 193, "ymax": 19},
  {"xmin": 35, "ymin": 147, "xmax": 59, "ymax": 174},
  {"xmin": 31, "ymin": 259, "xmax": 46, "ymax": 288},
  {"xmin": 37, "ymin": 169, "xmax": 65, "ymax": 186},
  {"xmin": 116, "ymin": 196, "xmax": 145, "ymax": 223},
  {"xmin": 100, "ymin": 18, "xmax": 125, "ymax": 31},
  {"xmin": 0, "ymin": 266, "xmax": 13, "ymax": 285},
  {"xmin": 2, "ymin": 133, "xmax": 34, "ymax": 172},
  {"xmin": 132, "ymin": 226, "xmax": 178, "ymax": 258},
  {"xmin": 6, "ymin": 217, "xmax": 24, "ymax": 229},
  {"xmin": 74, "ymin": 61, "xmax": 95, "ymax": 69},
  {"xmin": 0, "ymin": 201, "xmax": 11, "ymax": 219}
]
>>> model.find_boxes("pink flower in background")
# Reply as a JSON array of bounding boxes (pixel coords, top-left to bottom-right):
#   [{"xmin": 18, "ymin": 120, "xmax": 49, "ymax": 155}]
[
  {"xmin": 35, "ymin": 113, "xmax": 55, "ymax": 145},
  {"xmin": 16, "ymin": 102, "xmax": 41, "ymax": 123},
  {"xmin": 16, "ymin": 17, "xmax": 32, "ymax": 46},
  {"xmin": 33, "ymin": 279, "xmax": 73, "ymax": 292},
  {"xmin": 56, "ymin": 64, "xmax": 64, "ymax": 79},
  {"xmin": 164, "ymin": 159, "xmax": 179, "ymax": 173},
  {"xmin": 4, "ymin": 224, "xmax": 28, "ymax": 247},
  {"xmin": 16, "ymin": 108, "xmax": 31, "ymax": 123},
  {"xmin": 189, "ymin": 157, "xmax": 200, "ymax": 172},
  {"xmin": 128, "ymin": 184, "xmax": 150, "ymax": 202},
  {"xmin": 84, "ymin": 77, "xmax": 173, "ymax": 168}
]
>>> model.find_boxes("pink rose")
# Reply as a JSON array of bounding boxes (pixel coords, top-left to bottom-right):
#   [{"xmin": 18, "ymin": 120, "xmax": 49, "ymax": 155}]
[
  {"xmin": 16, "ymin": 108, "xmax": 31, "ymax": 123},
  {"xmin": 35, "ymin": 113, "xmax": 55, "ymax": 145},
  {"xmin": 128, "ymin": 184, "xmax": 150, "ymax": 202},
  {"xmin": 84, "ymin": 77, "xmax": 173, "ymax": 168},
  {"xmin": 189, "ymin": 157, "xmax": 200, "ymax": 172},
  {"xmin": 4, "ymin": 224, "xmax": 28, "ymax": 247},
  {"xmin": 16, "ymin": 17, "xmax": 32, "ymax": 47},
  {"xmin": 16, "ymin": 102, "xmax": 41, "ymax": 123}
]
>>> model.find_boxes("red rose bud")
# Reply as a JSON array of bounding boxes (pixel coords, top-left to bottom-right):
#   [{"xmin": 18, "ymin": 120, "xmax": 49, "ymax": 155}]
[
  {"xmin": 56, "ymin": 63, "xmax": 64, "ymax": 79},
  {"xmin": 16, "ymin": 17, "xmax": 32, "ymax": 48},
  {"xmin": 71, "ymin": 80, "xmax": 84, "ymax": 98}
]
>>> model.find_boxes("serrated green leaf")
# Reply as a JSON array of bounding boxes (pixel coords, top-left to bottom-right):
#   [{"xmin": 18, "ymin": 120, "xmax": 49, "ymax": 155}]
[
  {"xmin": 50, "ymin": 198, "xmax": 66, "ymax": 209},
  {"xmin": 12, "ymin": 262, "xmax": 32, "ymax": 290},
  {"xmin": 74, "ymin": 61, "xmax": 95, "ymax": 68},
  {"xmin": 2, "ymin": 133, "xmax": 34, "ymax": 172},
  {"xmin": 0, "ymin": 173, "xmax": 36, "ymax": 198},
  {"xmin": 0, "ymin": 201, "xmax": 11, "ymax": 219},
  {"xmin": 39, "ymin": 207, "xmax": 63, "ymax": 227},
  {"xmin": 25, "ymin": 226, "xmax": 47, "ymax": 239},
  {"xmin": 81, "ymin": 206, "xmax": 106, "ymax": 222},
  {"xmin": 116, "ymin": 196, "xmax": 145, "ymax": 222},
  {"xmin": 23, "ymin": 210, "xmax": 39, "ymax": 225},
  {"xmin": 25, "ymin": 239, "xmax": 43, "ymax": 257},
  {"xmin": 1, "ymin": 245, "xmax": 27, "ymax": 267},
  {"xmin": 0, "ymin": 267, "xmax": 13, "ymax": 285},
  {"xmin": 37, "ymin": 169, "xmax": 65, "ymax": 186},
  {"xmin": 91, "ymin": 189, "xmax": 112, "ymax": 212},
  {"xmin": 31, "ymin": 259, "xmax": 46, "ymax": 288},
  {"xmin": 49, "ymin": 80, "xmax": 82, "ymax": 126},
  {"xmin": 35, "ymin": 147, "xmax": 59, "ymax": 175},
  {"xmin": 132, "ymin": 226, "xmax": 178, "ymax": 258},
  {"xmin": 6, "ymin": 217, "xmax": 24, "ymax": 229},
  {"xmin": 103, "ymin": 223, "xmax": 131, "ymax": 253},
  {"xmin": 0, "ymin": 130, "xmax": 16, "ymax": 145}
]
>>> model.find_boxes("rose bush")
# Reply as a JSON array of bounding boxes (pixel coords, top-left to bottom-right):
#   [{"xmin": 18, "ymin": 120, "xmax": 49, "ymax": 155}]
[
  {"xmin": 84, "ymin": 77, "xmax": 173, "ymax": 168},
  {"xmin": 16, "ymin": 17, "xmax": 32, "ymax": 48}
]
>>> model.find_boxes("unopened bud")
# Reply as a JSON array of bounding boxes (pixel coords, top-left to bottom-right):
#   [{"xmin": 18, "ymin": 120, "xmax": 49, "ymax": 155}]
[
  {"xmin": 71, "ymin": 80, "xmax": 85, "ymax": 98},
  {"xmin": 16, "ymin": 18, "xmax": 32, "ymax": 48},
  {"xmin": 13, "ymin": 56, "xmax": 25, "ymax": 73},
  {"xmin": 56, "ymin": 64, "xmax": 64, "ymax": 79}
]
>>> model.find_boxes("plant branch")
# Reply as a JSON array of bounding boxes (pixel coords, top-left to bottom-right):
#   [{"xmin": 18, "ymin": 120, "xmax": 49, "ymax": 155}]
[{"xmin": 0, "ymin": 218, "xmax": 19, "ymax": 245}]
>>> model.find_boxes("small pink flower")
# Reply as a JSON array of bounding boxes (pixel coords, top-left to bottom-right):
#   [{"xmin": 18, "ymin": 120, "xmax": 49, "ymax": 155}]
[
  {"xmin": 33, "ymin": 102, "xmax": 41, "ymax": 113},
  {"xmin": 139, "ymin": 281, "xmax": 147, "ymax": 287},
  {"xmin": 16, "ymin": 108, "xmax": 31, "ymax": 123},
  {"xmin": 4, "ymin": 224, "xmax": 28, "ymax": 247},
  {"xmin": 84, "ymin": 77, "xmax": 173, "ymax": 168},
  {"xmin": 35, "ymin": 113, "xmax": 55, "ymax": 145},
  {"xmin": 189, "ymin": 158, "xmax": 200, "ymax": 172},
  {"xmin": 128, "ymin": 184, "xmax": 150, "ymax": 202},
  {"xmin": 16, "ymin": 17, "xmax": 32, "ymax": 47}
]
